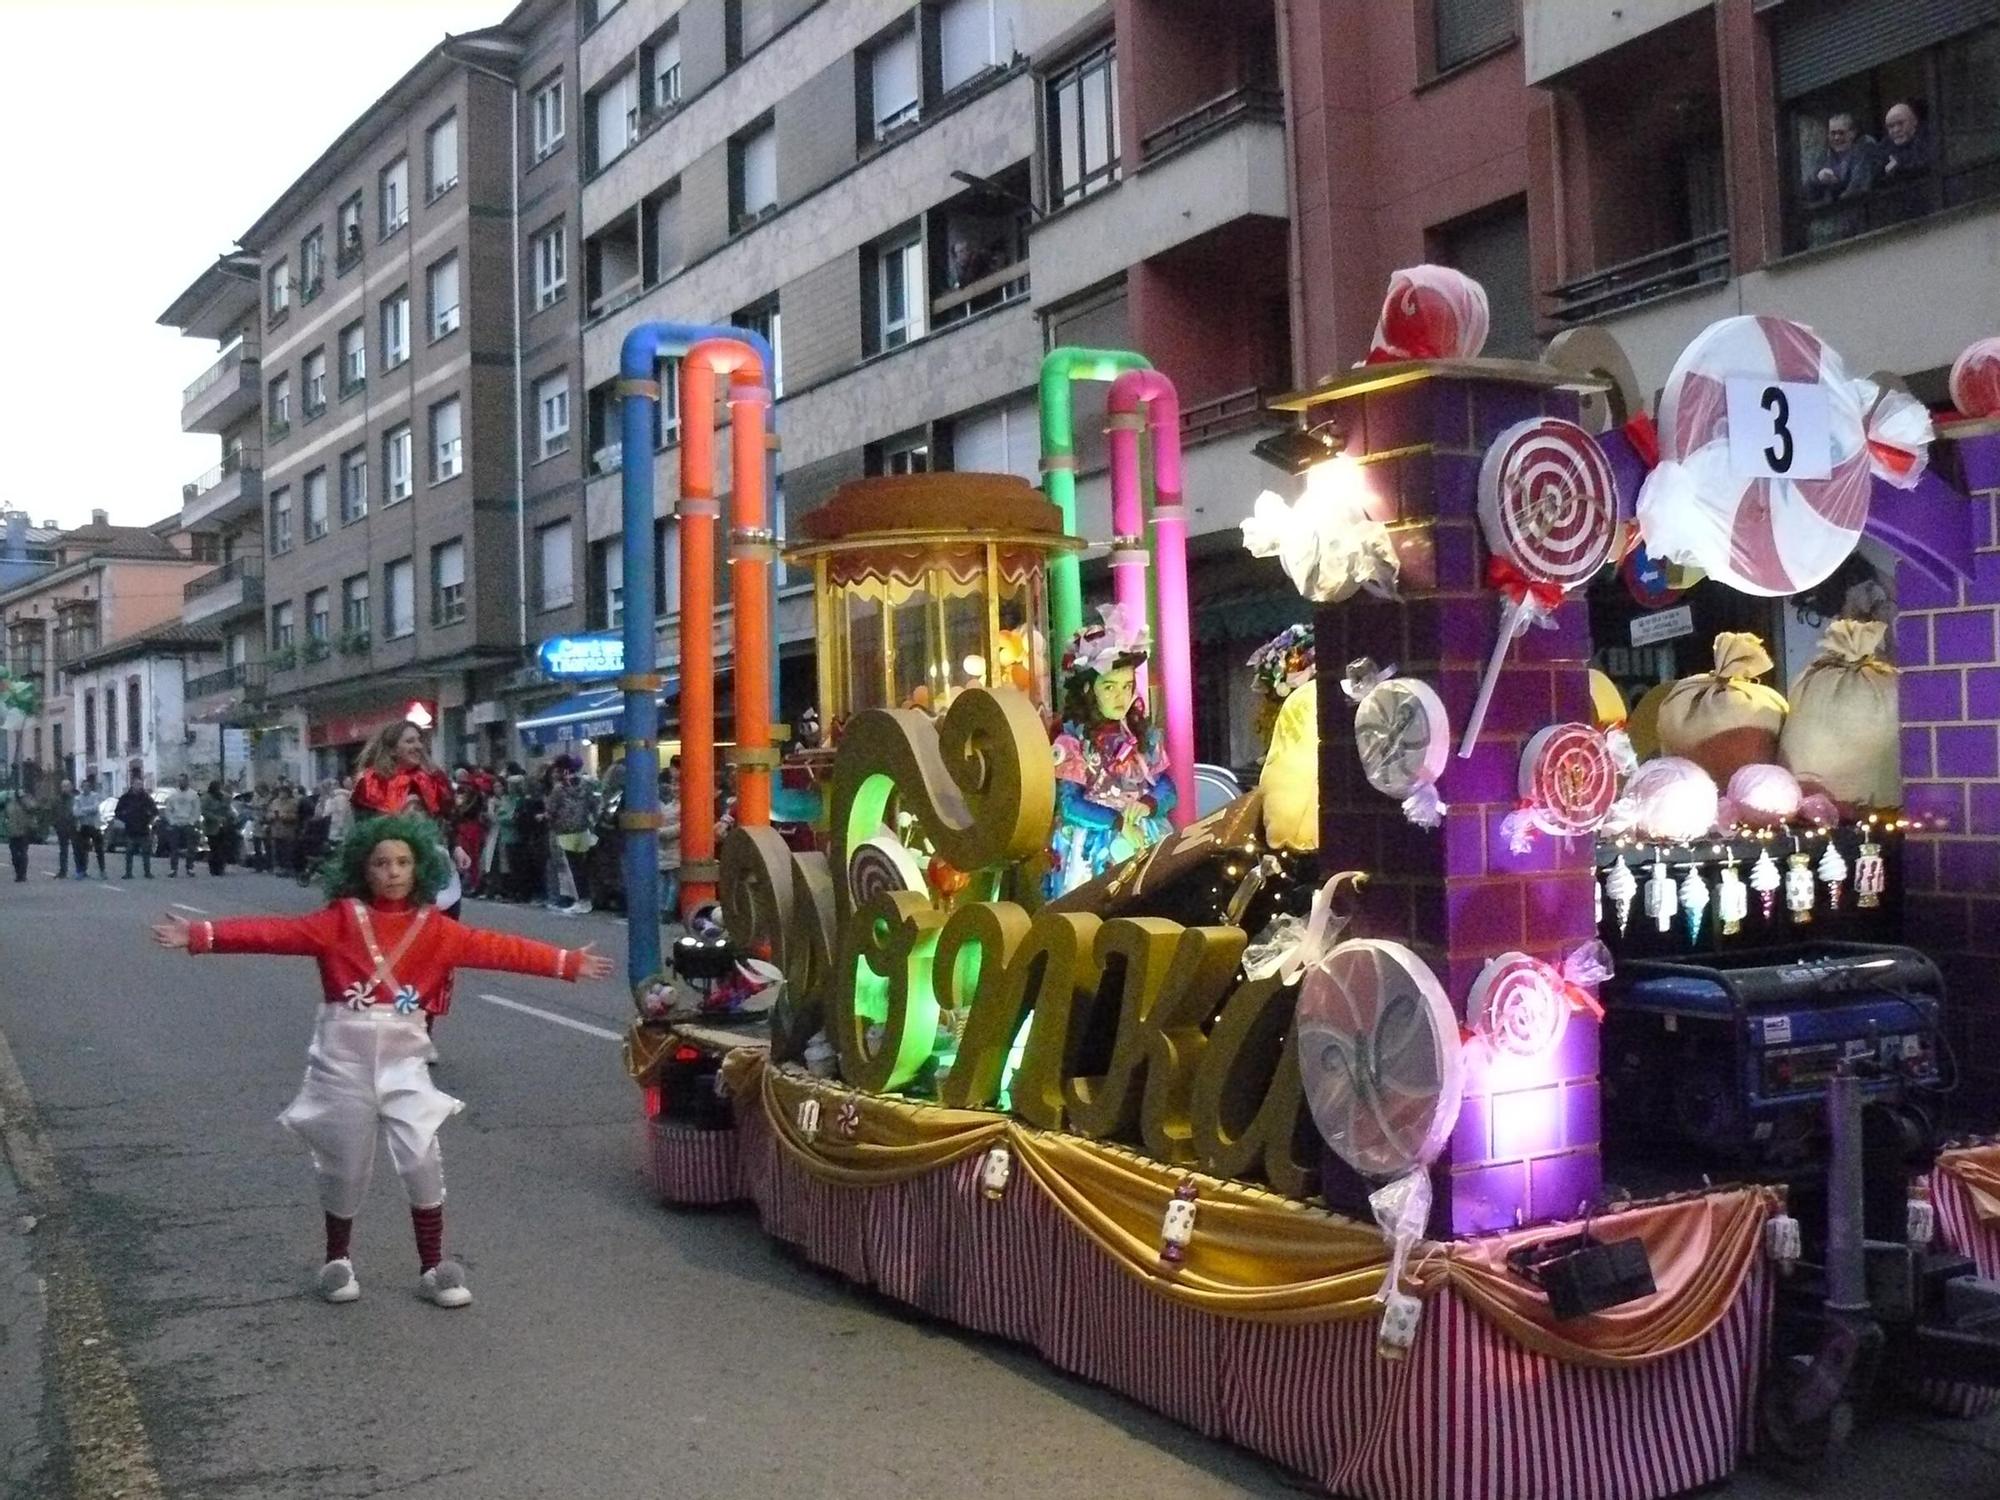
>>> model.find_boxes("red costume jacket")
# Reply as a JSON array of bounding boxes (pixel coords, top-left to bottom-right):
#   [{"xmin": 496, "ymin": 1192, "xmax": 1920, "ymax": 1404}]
[
  {"xmin": 185, "ymin": 898, "xmax": 585, "ymax": 1016},
  {"xmin": 352, "ymin": 766, "xmax": 453, "ymax": 818}
]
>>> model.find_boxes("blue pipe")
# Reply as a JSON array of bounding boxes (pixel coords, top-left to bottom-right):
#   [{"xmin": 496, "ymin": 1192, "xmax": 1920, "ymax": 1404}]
[{"xmin": 616, "ymin": 321, "xmax": 779, "ymax": 991}]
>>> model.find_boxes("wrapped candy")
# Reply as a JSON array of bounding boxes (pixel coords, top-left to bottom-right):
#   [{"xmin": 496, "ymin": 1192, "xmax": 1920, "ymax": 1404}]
[
  {"xmin": 1626, "ymin": 756, "xmax": 1720, "ymax": 843},
  {"xmin": 1345, "ymin": 660, "xmax": 1451, "ymax": 829},
  {"xmin": 1679, "ymin": 864, "xmax": 1710, "ymax": 944},
  {"xmin": 1603, "ymin": 856, "xmax": 1637, "ymax": 936},
  {"xmin": 1717, "ymin": 860, "xmax": 1749, "ymax": 937},
  {"xmin": 1241, "ymin": 456, "xmax": 1400, "ymax": 604},
  {"xmin": 1364, "ymin": 265, "xmax": 1490, "ymax": 365},
  {"xmin": 1725, "ymin": 764, "xmax": 1803, "ymax": 830},
  {"xmin": 1950, "ymin": 336, "xmax": 2000, "ymax": 420},
  {"xmin": 1751, "ymin": 847, "xmax": 1782, "ymax": 921},
  {"xmin": 1785, "ymin": 851, "xmax": 1816, "ymax": 923},
  {"xmin": 1856, "ymin": 839, "xmax": 1886, "ymax": 909},
  {"xmin": 1818, "ymin": 840, "xmax": 1849, "ymax": 911},
  {"xmin": 1637, "ymin": 316, "xmax": 1931, "ymax": 597}
]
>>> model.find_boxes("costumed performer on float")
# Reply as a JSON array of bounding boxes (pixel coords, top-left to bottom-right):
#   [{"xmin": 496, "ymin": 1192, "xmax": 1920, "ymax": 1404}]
[
  {"xmin": 149, "ymin": 814, "xmax": 612, "ymax": 1308},
  {"xmin": 1046, "ymin": 603, "xmax": 1176, "ymax": 896}
]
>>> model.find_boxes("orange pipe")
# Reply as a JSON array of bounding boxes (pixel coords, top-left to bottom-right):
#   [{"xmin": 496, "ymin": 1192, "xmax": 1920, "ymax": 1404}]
[
  {"xmin": 678, "ymin": 356, "xmax": 719, "ymax": 914},
  {"xmin": 726, "ymin": 363, "xmax": 772, "ymax": 829}
]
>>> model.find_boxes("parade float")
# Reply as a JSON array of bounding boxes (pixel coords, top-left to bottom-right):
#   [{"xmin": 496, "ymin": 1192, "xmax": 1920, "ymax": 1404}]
[{"xmin": 608, "ymin": 287, "xmax": 2000, "ymax": 1498}]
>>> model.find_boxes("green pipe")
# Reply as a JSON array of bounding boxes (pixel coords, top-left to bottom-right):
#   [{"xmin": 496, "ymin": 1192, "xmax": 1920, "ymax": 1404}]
[{"xmin": 1038, "ymin": 346, "xmax": 1151, "ymax": 647}]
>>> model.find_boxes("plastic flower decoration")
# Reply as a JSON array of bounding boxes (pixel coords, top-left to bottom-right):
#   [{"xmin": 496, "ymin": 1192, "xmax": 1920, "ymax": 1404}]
[{"xmin": 1060, "ymin": 602, "xmax": 1150, "ymax": 681}]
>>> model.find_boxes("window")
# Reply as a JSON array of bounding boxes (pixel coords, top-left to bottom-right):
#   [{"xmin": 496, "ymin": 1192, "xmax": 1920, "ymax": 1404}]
[
  {"xmin": 385, "ymin": 423, "xmax": 414, "ymax": 502},
  {"xmin": 865, "ymin": 23, "xmax": 921, "ymax": 139},
  {"xmin": 537, "ymin": 373, "xmax": 571, "ymax": 458},
  {"xmin": 303, "ymin": 468, "xmax": 329, "ymax": 540},
  {"xmin": 533, "ymin": 220, "xmax": 567, "ymax": 307},
  {"xmin": 591, "ymin": 537, "xmax": 625, "ymax": 628},
  {"xmin": 267, "ymin": 258, "xmax": 290, "ymax": 320},
  {"xmin": 1433, "ymin": 0, "xmax": 1514, "ymax": 73},
  {"xmin": 339, "ymin": 321, "xmax": 366, "ymax": 392},
  {"xmin": 647, "ymin": 23, "xmax": 682, "ymax": 115},
  {"xmin": 532, "ymin": 75, "xmax": 565, "ymax": 159},
  {"xmin": 940, "ymin": 0, "xmax": 1018, "ymax": 93},
  {"xmin": 869, "ymin": 429, "xmax": 931, "ymax": 475},
  {"xmin": 380, "ymin": 156, "xmax": 409, "ymax": 236},
  {"xmin": 382, "ymin": 288, "xmax": 410, "ymax": 368},
  {"xmin": 730, "ymin": 119, "xmax": 777, "ymax": 228},
  {"xmin": 306, "ymin": 588, "xmax": 330, "ymax": 642},
  {"xmin": 268, "ymin": 373, "xmax": 291, "ymax": 434},
  {"xmin": 591, "ymin": 69, "xmax": 639, "ymax": 173},
  {"xmin": 426, "ymin": 112, "xmax": 459, "ymax": 200},
  {"xmin": 271, "ymin": 601, "xmax": 295, "ymax": 651},
  {"xmin": 384, "ymin": 558, "xmax": 415, "ymax": 639},
  {"xmin": 537, "ymin": 519, "xmax": 574, "ymax": 610},
  {"xmin": 945, "ymin": 396, "xmax": 1039, "ymax": 481},
  {"xmin": 431, "ymin": 539, "xmax": 467, "ymax": 625},
  {"xmin": 300, "ymin": 227, "xmax": 324, "ymax": 301},
  {"xmin": 82, "ymin": 690, "xmax": 95, "ymax": 759},
  {"xmin": 342, "ymin": 573, "xmax": 370, "ymax": 634},
  {"xmin": 733, "ymin": 296, "xmax": 782, "ymax": 396},
  {"xmin": 103, "ymin": 693, "xmax": 115, "ymax": 764},
  {"xmin": 430, "ymin": 397, "xmax": 463, "ymax": 482},
  {"xmin": 726, "ymin": 0, "xmax": 775, "ymax": 66},
  {"xmin": 302, "ymin": 348, "xmax": 327, "ymax": 416},
  {"xmin": 428, "ymin": 254, "xmax": 461, "ymax": 338},
  {"xmin": 932, "ymin": 161, "xmax": 1032, "ymax": 325},
  {"xmin": 339, "ymin": 445, "xmax": 368, "ymax": 523},
  {"xmin": 1046, "ymin": 43, "xmax": 1119, "ymax": 207},
  {"xmin": 870, "ymin": 230, "xmax": 925, "ymax": 351},
  {"xmin": 587, "ymin": 210, "xmax": 642, "ymax": 313},
  {"xmin": 644, "ymin": 180, "xmax": 683, "ymax": 284},
  {"xmin": 337, "ymin": 193, "xmax": 364, "ymax": 268},
  {"xmin": 269, "ymin": 487, "xmax": 293, "ymax": 553}
]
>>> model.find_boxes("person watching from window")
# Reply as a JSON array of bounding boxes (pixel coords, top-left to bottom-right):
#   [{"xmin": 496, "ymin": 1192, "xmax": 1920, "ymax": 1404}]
[
  {"xmin": 1806, "ymin": 113, "xmax": 1879, "ymax": 204},
  {"xmin": 1881, "ymin": 102, "xmax": 1931, "ymax": 182}
]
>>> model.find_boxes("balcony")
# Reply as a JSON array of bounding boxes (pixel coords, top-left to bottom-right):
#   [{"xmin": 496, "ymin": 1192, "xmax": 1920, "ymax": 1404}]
[
  {"xmin": 1547, "ymin": 230, "xmax": 1731, "ymax": 323},
  {"xmin": 51, "ymin": 625, "xmax": 98, "ymax": 667},
  {"xmin": 182, "ymin": 556, "xmax": 265, "ymax": 625},
  {"xmin": 185, "ymin": 660, "xmax": 267, "ymax": 706},
  {"xmin": 181, "ymin": 451, "xmax": 263, "ymax": 530},
  {"xmin": 1139, "ymin": 86, "xmax": 1284, "ymax": 166},
  {"xmin": 1031, "ymin": 100, "xmax": 1287, "ymax": 309},
  {"xmin": 181, "ymin": 341, "xmax": 261, "ymax": 434}
]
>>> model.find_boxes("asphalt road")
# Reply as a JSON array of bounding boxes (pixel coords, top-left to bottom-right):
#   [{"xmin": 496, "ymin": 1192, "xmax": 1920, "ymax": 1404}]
[{"xmin": 0, "ymin": 841, "xmax": 1996, "ymax": 1499}]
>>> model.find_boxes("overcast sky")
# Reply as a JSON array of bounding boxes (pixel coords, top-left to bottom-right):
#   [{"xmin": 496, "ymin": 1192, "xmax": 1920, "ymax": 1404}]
[{"xmin": 0, "ymin": 0, "xmax": 506, "ymax": 533}]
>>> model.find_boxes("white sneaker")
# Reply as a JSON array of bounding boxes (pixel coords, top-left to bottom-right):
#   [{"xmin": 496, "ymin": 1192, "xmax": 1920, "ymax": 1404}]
[
  {"xmin": 419, "ymin": 1261, "xmax": 472, "ymax": 1308},
  {"xmin": 422, "ymin": 1041, "xmax": 441, "ymax": 1065},
  {"xmin": 318, "ymin": 1258, "xmax": 360, "ymax": 1303},
  {"xmin": 569, "ymin": 900, "xmax": 593, "ymax": 916}
]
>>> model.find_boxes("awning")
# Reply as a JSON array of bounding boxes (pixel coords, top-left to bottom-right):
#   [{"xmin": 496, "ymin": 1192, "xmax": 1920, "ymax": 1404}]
[{"xmin": 517, "ymin": 683, "xmax": 677, "ymax": 750}]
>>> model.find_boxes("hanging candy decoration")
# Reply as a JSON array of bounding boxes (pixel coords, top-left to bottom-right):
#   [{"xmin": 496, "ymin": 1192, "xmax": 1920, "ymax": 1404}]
[
  {"xmin": 1950, "ymin": 336, "xmax": 2000, "ymax": 420},
  {"xmin": 1460, "ymin": 419, "xmax": 1619, "ymax": 755},
  {"xmin": 1503, "ymin": 721, "xmax": 1623, "ymax": 852},
  {"xmin": 1344, "ymin": 659, "xmax": 1452, "ymax": 828},
  {"xmin": 1785, "ymin": 850, "xmax": 1817, "ymax": 924},
  {"xmin": 1604, "ymin": 856, "xmax": 1637, "ymax": 937},
  {"xmin": 1645, "ymin": 851, "xmax": 1678, "ymax": 935},
  {"xmin": 1717, "ymin": 860, "xmax": 1749, "ymax": 937},
  {"xmin": 1364, "ymin": 265, "xmax": 1490, "ymax": 365},
  {"xmin": 1751, "ymin": 846, "xmax": 1782, "ymax": 922},
  {"xmin": 1818, "ymin": 840, "xmax": 1849, "ymax": 911},
  {"xmin": 1636, "ymin": 315, "xmax": 1933, "ymax": 598},
  {"xmin": 1679, "ymin": 864, "xmax": 1710, "ymax": 944},
  {"xmin": 1855, "ymin": 838, "xmax": 1887, "ymax": 909}
]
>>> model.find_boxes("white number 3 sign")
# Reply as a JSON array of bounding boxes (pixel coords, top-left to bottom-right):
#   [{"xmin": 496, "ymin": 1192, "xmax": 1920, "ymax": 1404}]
[{"xmin": 1725, "ymin": 378, "xmax": 1832, "ymax": 480}]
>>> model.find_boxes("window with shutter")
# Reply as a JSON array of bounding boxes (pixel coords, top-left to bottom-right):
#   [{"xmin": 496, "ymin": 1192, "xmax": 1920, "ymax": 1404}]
[{"xmin": 1433, "ymin": 0, "xmax": 1514, "ymax": 73}]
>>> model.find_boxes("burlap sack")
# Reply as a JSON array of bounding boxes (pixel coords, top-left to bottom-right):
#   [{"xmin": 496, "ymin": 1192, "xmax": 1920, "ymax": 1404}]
[
  {"xmin": 1656, "ymin": 632, "xmax": 1789, "ymax": 785},
  {"xmin": 1779, "ymin": 619, "xmax": 1899, "ymax": 811}
]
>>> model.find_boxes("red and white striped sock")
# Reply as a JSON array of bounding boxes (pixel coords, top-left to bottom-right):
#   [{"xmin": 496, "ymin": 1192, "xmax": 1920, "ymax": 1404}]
[
  {"xmin": 411, "ymin": 1204, "xmax": 444, "ymax": 1271},
  {"xmin": 324, "ymin": 1213, "xmax": 354, "ymax": 1263}
]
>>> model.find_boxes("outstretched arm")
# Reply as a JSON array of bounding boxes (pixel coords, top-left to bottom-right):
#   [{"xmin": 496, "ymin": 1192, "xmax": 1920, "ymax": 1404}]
[
  {"xmin": 160, "ymin": 908, "xmax": 340, "ymax": 958},
  {"xmin": 440, "ymin": 923, "xmax": 613, "ymax": 982}
]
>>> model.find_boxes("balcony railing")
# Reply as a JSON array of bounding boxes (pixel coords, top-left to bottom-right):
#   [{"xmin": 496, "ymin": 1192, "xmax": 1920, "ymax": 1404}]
[
  {"xmin": 1547, "ymin": 229, "xmax": 1731, "ymax": 324},
  {"xmin": 1180, "ymin": 386, "xmax": 1284, "ymax": 446},
  {"xmin": 51, "ymin": 627, "xmax": 99, "ymax": 666},
  {"xmin": 183, "ymin": 449, "xmax": 248, "ymax": 503},
  {"xmin": 1140, "ymin": 86, "xmax": 1285, "ymax": 164},
  {"xmin": 183, "ymin": 344, "xmax": 248, "ymax": 405},
  {"xmin": 186, "ymin": 661, "xmax": 267, "ymax": 700},
  {"xmin": 184, "ymin": 555, "xmax": 265, "ymax": 603},
  {"xmin": 930, "ymin": 260, "xmax": 1030, "ymax": 326}
]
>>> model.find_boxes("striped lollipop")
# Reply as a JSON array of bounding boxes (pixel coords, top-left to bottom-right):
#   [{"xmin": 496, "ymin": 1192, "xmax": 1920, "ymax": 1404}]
[
  {"xmin": 1952, "ymin": 336, "xmax": 2000, "ymax": 419},
  {"xmin": 1519, "ymin": 722, "xmax": 1621, "ymax": 839},
  {"xmin": 1467, "ymin": 951, "xmax": 1570, "ymax": 1060}
]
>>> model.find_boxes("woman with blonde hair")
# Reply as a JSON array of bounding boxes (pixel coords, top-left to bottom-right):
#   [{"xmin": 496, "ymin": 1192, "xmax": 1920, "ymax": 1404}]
[{"xmin": 351, "ymin": 718, "xmax": 468, "ymax": 918}]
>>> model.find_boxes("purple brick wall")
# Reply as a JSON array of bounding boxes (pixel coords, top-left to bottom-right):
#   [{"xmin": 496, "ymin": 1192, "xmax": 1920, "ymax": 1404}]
[
  {"xmin": 1318, "ymin": 373, "xmax": 1601, "ymax": 1237},
  {"xmin": 1896, "ymin": 426, "xmax": 2000, "ymax": 1112}
]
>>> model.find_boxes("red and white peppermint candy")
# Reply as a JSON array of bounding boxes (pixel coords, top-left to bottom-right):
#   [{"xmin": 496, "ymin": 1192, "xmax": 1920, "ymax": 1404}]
[
  {"xmin": 1519, "ymin": 722, "xmax": 1620, "ymax": 838},
  {"xmin": 1468, "ymin": 952, "xmax": 1569, "ymax": 1059},
  {"xmin": 1952, "ymin": 337, "xmax": 2000, "ymax": 420},
  {"xmin": 1478, "ymin": 418, "xmax": 1618, "ymax": 590}
]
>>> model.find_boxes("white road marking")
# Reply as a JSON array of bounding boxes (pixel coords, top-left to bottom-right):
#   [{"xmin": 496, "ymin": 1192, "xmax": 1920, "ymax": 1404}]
[
  {"xmin": 169, "ymin": 902, "xmax": 211, "ymax": 916},
  {"xmin": 474, "ymin": 992, "xmax": 622, "ymax": 1041}
]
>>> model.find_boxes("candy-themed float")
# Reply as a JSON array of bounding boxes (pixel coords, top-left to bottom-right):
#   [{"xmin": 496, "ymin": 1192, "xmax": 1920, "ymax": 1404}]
[{"xmin": 610, "ymin": 295, "xmax": 2000, "ymax": 1498}]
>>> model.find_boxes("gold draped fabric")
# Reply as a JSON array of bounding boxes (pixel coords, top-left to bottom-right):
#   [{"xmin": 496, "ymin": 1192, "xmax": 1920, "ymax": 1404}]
[
  {"xmin": 1937, "ymin": 1143, "xmax": 2000, "ymax": 1223},
  {"xmin": 722, "ymin": 1050, "xmax": 1775, "ymax": 1366}
]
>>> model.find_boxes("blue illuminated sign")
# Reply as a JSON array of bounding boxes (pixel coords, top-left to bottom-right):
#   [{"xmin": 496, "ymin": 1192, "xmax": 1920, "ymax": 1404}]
[{"xmin": 537, "ymin": 633, "xmax": 624, "ymax": 680}]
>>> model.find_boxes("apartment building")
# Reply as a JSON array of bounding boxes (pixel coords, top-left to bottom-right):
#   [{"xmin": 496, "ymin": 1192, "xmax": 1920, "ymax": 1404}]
[
  {"xmin": 162, "ymin": 0, "xmax": 584, "ymax": 783},
  {"xmin": 1527, "ymin": 0, "xmax": 2000, "ymax": 402},
  {"xmin": 0, "ymin": 513, "xmax": 210, "ymax": 788}
]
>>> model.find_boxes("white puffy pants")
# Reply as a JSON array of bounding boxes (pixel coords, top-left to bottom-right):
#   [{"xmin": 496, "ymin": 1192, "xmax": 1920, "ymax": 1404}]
[{"xmin": 279, "ymin": 1004, "xmax": 463, "ymax": 1218}]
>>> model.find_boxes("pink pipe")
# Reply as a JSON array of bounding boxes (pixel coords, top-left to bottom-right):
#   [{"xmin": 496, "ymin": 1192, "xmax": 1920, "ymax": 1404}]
[{"xmin": 1106, "ymin": 369, "xmax": 1194, "ymax": 829}]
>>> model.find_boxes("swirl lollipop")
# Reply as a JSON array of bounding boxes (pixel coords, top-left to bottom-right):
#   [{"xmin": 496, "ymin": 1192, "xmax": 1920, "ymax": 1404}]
[
  {"xmin": 1468, "ymin": 952, "xmax": 1570, "ymax": 1060},
  {"xmin": 1519, "ymin": 723, "xmax": 1621, "ymax": 839},
  {"xmin": 1951, "ymin": 336, "xmax": 2000, "ymax": 420},
  {"xmin": 1460, "ymin": 418, "xmax": 1617, "ymax": 755},
  {"xmin": 848, "ymin": 832, "xmax": 925, "ymax": 906}
]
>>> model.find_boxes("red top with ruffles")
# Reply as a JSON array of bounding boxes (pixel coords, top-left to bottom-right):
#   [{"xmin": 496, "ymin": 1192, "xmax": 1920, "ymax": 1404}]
[
  {"xmin": 184, "ymin": 898, "xmax": 584, "ymax": 1016},
  {"xmin": 352, "ymin": 766, "xmax": 453, "ymax": 818}
]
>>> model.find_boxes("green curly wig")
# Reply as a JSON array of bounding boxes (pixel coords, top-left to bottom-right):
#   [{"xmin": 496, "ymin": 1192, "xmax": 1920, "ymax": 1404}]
[{"xmin": 320, "ymin": 812, "xmax": 453, "ymax": 904}]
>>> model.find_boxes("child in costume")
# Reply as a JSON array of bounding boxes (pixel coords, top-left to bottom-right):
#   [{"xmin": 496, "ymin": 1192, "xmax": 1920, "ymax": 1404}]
[
  {"xmin": 150, "ymin": 814, "xmax": 612, "ymax": 1308},
  {"xmin": 1046, "ymin": 604, "xmax": 1176, "ymax": 897}
]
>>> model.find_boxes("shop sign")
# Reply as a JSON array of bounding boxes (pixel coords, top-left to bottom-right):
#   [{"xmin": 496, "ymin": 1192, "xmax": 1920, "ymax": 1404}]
[
  {"xmin": 538, "ymin": 633, "xmax": 624, "ymax": 680},
  {"xmin": 308, "ymin": 699, "xmax": 438, "ymax": 748},
  {"xmin": 1629, "ymin": 604, "xmax": 1695, "ymax": 649},
  {"xmin": 467, "ymin": 700, "xmax": 507, "ymax": 726}
]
